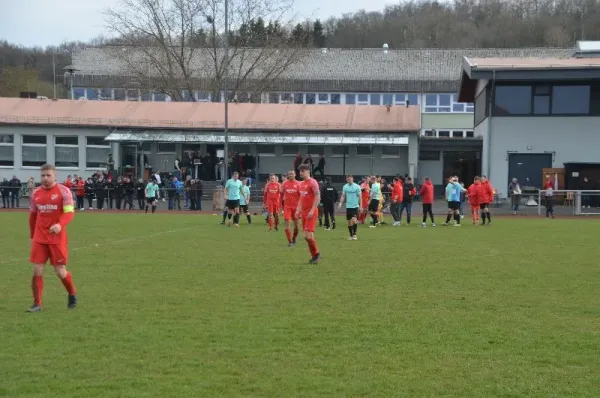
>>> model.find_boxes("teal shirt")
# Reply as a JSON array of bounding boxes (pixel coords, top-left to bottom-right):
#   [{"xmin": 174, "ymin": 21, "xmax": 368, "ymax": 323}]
[
  {"xmin": 343, "ymin": 183, "xmax": 361, "ymax": 209},
  {"xmin": 239, "ymin": 186, "xmax": 250, "ymax": 206},
  {"xmin": 446, "ymin": 182, "xmax": 462, "ymax": 202},
  {"xmin": 145, "ymin": 182, "xmax": 159, "ymax": 198},
  {"xmin": 370, "ymin": 182, "xmax": 381, "ymax": 200},
  {"xmin": 225, "ymin": 179, "xmax": 243, "ymax": 200}
]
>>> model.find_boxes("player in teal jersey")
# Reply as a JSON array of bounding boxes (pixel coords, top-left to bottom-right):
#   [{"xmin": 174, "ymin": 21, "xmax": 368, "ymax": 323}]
[
  {"xmin": 223, "ymin": 171, "xmax": 244, "ymax": 226},
  {"xmin": 144, "ymin": 179, "xmax": 160, "ymax": 213},
  {"xmin": 239, "ymin": 177, "xmax": 252, "ymax": 224},
  {"xmin": 444, "ymin": 176, "xmax": 466, "ymax": 226},
  {"xmin": 368, "ymin": 176, "xmax": 381, "ymax": 227},
  {"xmin": 338, "ymin": 175, "xmax": 362, "ymax": 240}
]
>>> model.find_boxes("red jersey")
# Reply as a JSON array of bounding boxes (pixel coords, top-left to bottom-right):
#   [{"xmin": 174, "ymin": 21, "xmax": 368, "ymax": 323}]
[
  {"xmin": 64, "ymin": 179, "xmax": 73, "ymax": 190},
  {"xmin": 360, "ymin": 182, "xmax": 370, "ymax": 205},
  {"xmin": 392, "ymin": 182, "xmax": 404, "ymax": 203},
  {"xmin": 299, "ymin": 178, "xmax": 320, "ymax": 213},
  {"xmin": 264, "ymin": 182, "xmax": 281, "ymax": 203},
  {"xmin": 419, "ymin": 181, "xmax": 434, "ymax": 204},
  {"xmin": 29, "ymin": 184, "xmax": 74, "ymax": 245},
  {"xmin": 281, "ymin": 179, "xmax": 301, "ymax": 208},
  {"xmin": 75, "ymin": 180, "xmax": 85, "ymax": 197},
  {"xmin": 478, "ymin": 181, "xmax": 494, "ymax": 204},
  {"xmin": 467, "ymin": 182, "xmax": 480, "ymax": 206}
]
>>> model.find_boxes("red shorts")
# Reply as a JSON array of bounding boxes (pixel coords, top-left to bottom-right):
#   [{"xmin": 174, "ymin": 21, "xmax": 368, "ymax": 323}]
[
  {"xmin": 284, "ymin": 206, "xmax": 297, "ymax": 221},
  {"xmin": 30, "ymin": 241, "xmax": 68, "ymax": 267},
  {"xmin": 266, "ymin": 200, "xmax": 280, "ymax": 214},
  {"xmin": 302, "ymin": 212, "xmax": 318, "ymax": 232}
]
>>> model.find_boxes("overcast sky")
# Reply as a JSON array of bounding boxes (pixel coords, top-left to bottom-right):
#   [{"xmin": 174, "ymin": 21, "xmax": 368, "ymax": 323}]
[{"xmin": 1, "ymin": 0, "xmax": 395, "ymax": 47}]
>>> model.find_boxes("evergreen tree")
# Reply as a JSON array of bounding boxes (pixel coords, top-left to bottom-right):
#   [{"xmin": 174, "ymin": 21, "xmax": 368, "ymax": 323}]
[{"xmin": 312, "ymin": 19, "xmax": 326, "ymax": 48}]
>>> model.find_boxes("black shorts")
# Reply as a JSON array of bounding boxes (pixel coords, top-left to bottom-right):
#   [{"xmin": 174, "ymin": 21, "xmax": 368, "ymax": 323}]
[
  {"xmin": 479, "ymin": 203, "xmax": 489, "ymax": 210},
  {"xmin": 346, "ymin": 208, "xmax": 359, "ymax": 220},
  {"xmin": 146, "ymin": 197, "xmax": 157, "ymax": 204},
  {"xmin": 368, "ymin": 199, "xmax": 379, "ymax": 212},
  {"xmin": 448, "ymin": 201, "xmax": 460, "ymax": 210},
  {"xmin": 240, "ymin": 204, "xmax": 248, "ymax": 213},
  {"xmin": 226, "ymin": 199, "xmax": 240, "ymax": 210}
]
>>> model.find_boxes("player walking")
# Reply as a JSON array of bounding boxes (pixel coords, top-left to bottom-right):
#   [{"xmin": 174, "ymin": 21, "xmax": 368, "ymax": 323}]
[
  {"xmin": 444, "ymin": 176, "xmax": 466, "ymax": 226},
  {"xmin": 368, "ymin": 175, "xmax": 381, "ymax": 228},
  {"xmin": 479, "ymin": 176, "xmax": 495, "ymax": 225},
  {"xmin": 264, "ymin": 174, "xmax": 281, "ymax": 231},
  {"xmin": 27, "ymin": 164, "xmax": 77, "ymax": 312},
  {"xmin": 239, "ymin": 177, "xmax": 251, "ymax": 224},
  {"xmin": 145, "ymin": 179, "xmax": 159, "ymax": 213},
  {"xmin": 281, "ymin": 170, "xmax": 301, "ymax": 246},
  {"xmin": 296, "ymin": 165, "xmax": 321, "ymax": 264},
  {"xmin": 358, "ymin": 177, "xmax": 370, "ymax": 224},
  {"xmin": 224, "ymin": 171, "xmax": 244, "ymax": 226},
  {"xmin": 338, "ymin": 175, "xmax": 362, "ymax": 240}
]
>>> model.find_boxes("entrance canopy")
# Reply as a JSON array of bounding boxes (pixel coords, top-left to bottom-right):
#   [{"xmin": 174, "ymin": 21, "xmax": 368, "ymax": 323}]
[{"xmin": 105, "ymin": 130, "xmax": 410, "ymax": 145}]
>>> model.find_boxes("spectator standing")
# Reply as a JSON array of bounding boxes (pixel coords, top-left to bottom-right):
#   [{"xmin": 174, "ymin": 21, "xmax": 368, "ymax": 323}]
[
  {"xmin": 293, "ymin": 153, "xmax": 303, "ymax": 179},
  {"xmin": 1, "ymin": 177, "xmax": 9, "ymax": 208},
  {"xmin": 399, "ymin": 177, "xmax": 416, "ymax": 225},
  {"xmin": 169, "ymin": 177, "xmax": 184, "ymax": 210},
  {"xmin": 136, "ymin": 179, "xmax": 146, "ymax": 210},
  {"xmin": 192, "ymin": 179, "xmax": 203, "ymax": 210},
  {"xmin": 313, "ymin": 154, "xmax": 326, "ymax": 177},
  {"xmin": 75, "ymin": 177, "xmax": 85, "ymax": 210},
  {"xmin": 85, "ymin": 178, "xmax": 95, "ymax": 209},
  {"xmin": 105, "ymin": 177, "xmax": 115, "ymax": 209},
  {"xmin": 123, "ymin": 177, "xmax": 135, "ymax": 210},
  {"xmin": 9, "ymin": 175, "xmax": 21, "ymax": 208},
  {"xmin": 320, "ymin": 177, "xmax": 338, "ymax": 230},
  {"xmin": 508, "ymin": 178, "xmax": 522, "ymax": 215},
  {"xmin": 95, "ymin": 174, "xmax": 107, "ymax": 209},
  {"xmin": 114, "ymin": 177, "xmax": 125, "ymax": 210}
]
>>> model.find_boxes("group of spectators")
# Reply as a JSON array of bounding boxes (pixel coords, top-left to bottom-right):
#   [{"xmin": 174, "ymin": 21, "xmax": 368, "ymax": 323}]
[
  {"xmin": 0, "ymin": 175, "xmax": 24, "ymax": 208},
  {"xmin": 176, "ymin": 150, "xmax": 256, "ymax": 182},
  {"xmin": 293, "ymin": 153, "xmax": 326, "ymax": 178}
]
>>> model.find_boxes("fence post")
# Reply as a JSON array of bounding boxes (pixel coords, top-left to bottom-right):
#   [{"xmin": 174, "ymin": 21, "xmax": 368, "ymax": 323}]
[{"xmin": 575, "ymin": 190, "xmax": 582, "ymax": 216}]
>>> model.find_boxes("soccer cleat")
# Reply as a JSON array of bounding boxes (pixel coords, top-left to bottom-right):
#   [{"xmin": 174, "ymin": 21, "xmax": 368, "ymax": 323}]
[
  {"xmin": 347, "ymin": 236, "xmax": 354, "ymax": 240},
  {"xmin": 325, "ymin": 227, "xmax": 331, "ymax": 231},
  {"xmin": 352, "ymin": 235, "xmax": 358, "ymax": 240},
  {"xmin": 421, "ymin": 223, "xmax": 426, "ymax": 227},
  {"xmin": 234, "ymin": 224, "xmax": 239, "ymax": 227},
  {"xmin": 432, "ymin": 223, "xmax": 436, "ymax": 227},
  {"xmin": 453, "ymin": 224, "xmax": 461, "ymax": 227},
  {"xmin": 26, "ymin": 304, "xmax": 42, "ymax": 313},
  {"xmin": 68, "ymin": 295, "xmax": 77, "ymax": 309},
  {"xmin": 332, "ymin": 223, "xmax": 336, "ymax": 230},
  {"xmin": 368, "ymin": 225, "xmax": 376, "ymax": 228},
  {"xmin": 309, "ymin": 253, "xmax": 321, "ymax": 264}
]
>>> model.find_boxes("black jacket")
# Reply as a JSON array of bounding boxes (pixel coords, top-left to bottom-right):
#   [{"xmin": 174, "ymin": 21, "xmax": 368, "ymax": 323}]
[
  {"xmin": 0, "ymin": 180, "xmax": 9, "ymax": 195},
  {"xmin": 320, "ymin": 183, "xmax": 338, "ymax": 205},
  {"xmin": 123, "ymin": 181, "xmax": 135, "ymax": 196},
  {"xmin": 136, "ymin": 182, "xmax": 146, "ymax": 199},
  {"xmin": 95, "ymin": 180, "xmax": 107, "ymax": 196},
  {"xmin": 402, "ymin": 183, "xmax": 415, "ymax": 203}
]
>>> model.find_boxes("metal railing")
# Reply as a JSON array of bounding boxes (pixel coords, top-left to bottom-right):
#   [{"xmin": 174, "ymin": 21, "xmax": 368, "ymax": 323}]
[{"xmin": 535, "ymin": 190, "xmax": 600, "ymax": 216}]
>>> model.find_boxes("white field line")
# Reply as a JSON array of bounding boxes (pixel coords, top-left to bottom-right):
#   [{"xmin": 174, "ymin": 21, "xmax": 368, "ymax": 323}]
[{"xmin": 0, "ymin": 226, "xmax": 196, "ymax": 266}]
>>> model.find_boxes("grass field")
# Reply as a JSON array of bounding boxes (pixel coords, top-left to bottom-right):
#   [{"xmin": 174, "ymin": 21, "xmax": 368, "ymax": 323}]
[{"xmin": 1, "ymin": 212, "xmax": 600, "ymax": 397}]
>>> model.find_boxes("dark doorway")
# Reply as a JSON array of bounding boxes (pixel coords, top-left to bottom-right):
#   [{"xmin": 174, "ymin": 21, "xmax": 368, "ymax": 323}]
[
  {"xmin": 206, "ymin": 144, "xmax": 224, "ymax": 159},
  {"xmin": 508, "ymin": 153, "xmax": 552, "ymax": 190},
  {"xmin": 443, "ymin": 151, "xmax": 481, "ymax": 185}
]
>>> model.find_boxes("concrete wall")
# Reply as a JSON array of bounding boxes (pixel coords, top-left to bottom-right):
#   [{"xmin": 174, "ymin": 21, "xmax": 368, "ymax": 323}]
[
  {"xmin": 422, "ymin": 113, "xmax": 475, "ymax": 130},
  {"xmin": 419, "ymin": 157, "xmax": 444, "ymax": 185},
  {"xmin": 0, "ymin": 125, "xmax": 115, "ymax": 182},
  {"xmin": 488, "ymin": 117, "xmax": 600, "ymax": 197}
]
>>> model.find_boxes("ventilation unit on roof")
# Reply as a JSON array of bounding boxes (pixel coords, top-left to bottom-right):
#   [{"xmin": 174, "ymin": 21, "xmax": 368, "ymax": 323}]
[{"xmin": 574, "ymin": 41, "xmax": 600, "ymax": 58}]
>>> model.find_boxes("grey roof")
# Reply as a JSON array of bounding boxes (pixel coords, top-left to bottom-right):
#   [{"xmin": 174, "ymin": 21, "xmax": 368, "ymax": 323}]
[{"xmin": 71, "ymin": 46, "xmax": 574, "ymax": 93}]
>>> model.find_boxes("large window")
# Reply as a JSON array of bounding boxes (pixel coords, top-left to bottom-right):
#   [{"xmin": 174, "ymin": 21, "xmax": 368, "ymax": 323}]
[
  {"xmin": 424, "ymin": 93, "xmax": 472, "ymax": 113},
  {"xmin": 356, "ymin": 145, "xmax": 372, "ymax": 156},
  {"xmin": 381, "ymin": 146, "xmax": 400, "ymax": 157},
  {"xmin": 55, "ymin": 136, "xmax": 79, "ymax": 168},
  {"xmin": 494, "ymin": 86, "xmax": 532, "ymax": 115},
  {"xmin": 0, "ymin": 134, "xmax": 14, "ymax": 166},
  {"xmin": 86, "ymin": 136, "xmax": 110, "ymax": 168},
  {"xmin": 308, "ymin": 145, "xmax": 325, "ymax": 156},
  {"xmin": 552, "ymin": 86, "xmax": 590, "ymax": 114},
  {"xmin": 22, "ymin": 135, "xmax": 47, "ymax": 167},
  {"xmin": 282, "ymin": 145, "xmax": 299, "ymax": 156},
  {"xmin": 157, "ymin": 143, "xmax": 176, "ymax": 153},
  {"xmin": 331, "ymin": 146, "xmax": 346, "ymax": 156},
  {"xmin": 533, "ymin": 85, "xmax": 550, "ymax": 115},
  {"xmin": 257, "ymin": 145, "xmax": 275, "ymax": 156}
]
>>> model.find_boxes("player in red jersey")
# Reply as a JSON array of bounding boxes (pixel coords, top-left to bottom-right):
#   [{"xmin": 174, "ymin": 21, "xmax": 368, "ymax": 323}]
[
  {"xmin": 263, "ymin": 174, "xmax": 281, "ymax": 231},
  {"xmin": 358, "ymin": 177, "xmax": 370, "ymax": 224},
  {"xmin": 27, "ymin": 164, "xmax": 77, "ymax": 312},
  {"xmin": 281, "ymin": 170, "xmax": 301, "ymax": 246},
  {"xmin": 295, "ymin": 165, "xmax": 321, "ymax": 264}
]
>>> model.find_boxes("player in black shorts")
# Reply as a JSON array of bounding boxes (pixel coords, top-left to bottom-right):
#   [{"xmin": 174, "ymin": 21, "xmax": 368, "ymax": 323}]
[{"xmin": 338, "ymin": 175, "xmax": 362, "ymax": 240}]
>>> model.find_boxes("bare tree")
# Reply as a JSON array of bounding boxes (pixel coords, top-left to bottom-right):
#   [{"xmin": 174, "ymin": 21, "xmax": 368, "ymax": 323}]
[{"xmin": 104, "ymin": 0, "xmax": 309, "ymax": 102}]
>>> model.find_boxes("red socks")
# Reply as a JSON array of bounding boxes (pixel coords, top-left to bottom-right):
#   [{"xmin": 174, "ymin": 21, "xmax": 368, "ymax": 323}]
[
  {"xmin": 305, "ymin": 238, "xmax": 319, "ymax": 256},
  {"xmin": 32, "ymin": 275, "xmax": 43, "ymax": 306},
  {"xmin": 285, "ymin": 228, "xmax": 292, "ymax": 243},
  {"xmin": 60, "ymin": 271, "xmax": 76, "ymax": 296}
]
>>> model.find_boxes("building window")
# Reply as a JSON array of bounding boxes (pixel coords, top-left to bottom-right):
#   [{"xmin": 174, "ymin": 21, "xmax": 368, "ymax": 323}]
[
  {"xmin": 552, "ymin": 85, "xmax": 590, "ymax": 115},
  {"xmin": 466, "ymin": 130, "xmax": 474, "ymax": 138},
  {"xmin": 419, "ymin": 151, "xmax": 440, "ymax": 161},
  {"xmin": 257, "ymin": 145, "xmax": 275, "ymax": 156},
  {"xmin": 86, "ymin": 136, "xmax": 110, "ymax": 168},
  {"xmin": 0, "ymin": 134, "xmax": 14, "ymax": 166},
  {"xmin": 280, "ymin": 93, "xmax": 293, "ymax": 103},
  {"xmin": 99, "ymin": 88, "xmax": 112, "ymax": 100},
  {"xmin": 317, "ymin": 94, "xmax": 329, "ymax": 103},
  {"xmin": 533, "ymin": 85, "xmax": 550, "ymax": 115},
  {"xmin": 141, "ymin": 142, "xmax": 151, "ymax": 152},
  {"xmin": 381, "ymin": 146, "xmax": 399, "ymax": 157},
  {"xmin": 357, "ymin": 94, "xmax": 369, "ymax": 104},
  {"xmin": 197, "ymin": 91, "xmax": 210, "ymax": 101},
  {"xmin": 73, "ymin": 88, "xmax": 85, "ymax": 100},
  {"xmin": 250, "ymin": 92, "xmax": 262, "ymax": 103},
  {"xmin": 282, "ymin": 145, "xmax": 299, "ymax": 156},
  {"xmin": 86, "ymin": 88, "xmax": 99, "ymax": 100},
  {"xmin": 294, "ymin": 93, "xmax": 304, "ymax": 104},
  {"xmin": 308, "ymin": 145, "xmax": 325, "ymax": 156},
  {"xmin": 330, "ymin": 94, "xmax": 341, "ymax": 104},
  {"xmin": 269, "ymin": 93, "xmax": 279, "ymax": 103},
  {"xmin": 423, "ymin": 130, "xmax": 435, "ymax": 137},
  {"xmin": 233, "ymin": 145, "xmax": 251, "ymax": 154},
  {"xmin": 452, "ymin": 130, "xmax": 464, "ymax": 138},
  {"xmin": 114, "ymin": 89, "xmax": 126, "ymax": 100},
  {"xmin": 126, "ymin": 89, "xmax": 140, "ymax": 101},
  {"xmin": 370, "ymin": 94, "xmax": 381, "ymax": 105},
  {"xmin": 394, "ymin": 93, "xmax": 419, "ymax": 106},
  {"xmin": 345, "ymin": 94, "xmax": 356, "ymax": 105},
  {"xmin": 54, "ymin": 136, "xmax": 79, "ymax": 168},
  {"xmin": 382, "ymin": 94, "xmax": 393, "ymax": 105},
  {"xmin": 157, "ymin": 143, "xmax": 176, "ymax": 153},
  {"xmin": 22, "ymin": 135, "xmax": 47, "ymax": 167},
  {"xmin": 141, "ymin": 91, "xmax": 153, "ymax": 101},
  {"xmin": 305, "ymin": 93, "xmax": 316, "ymax": 104},
  {"xmin": 331, "ymin": 146, "xmax": 346, "ymax": 156},
  {"xmin": 356, "ymin": 145, "xmax": 371, "ymax": 156},
  {"xmin": 437, "ymin": 130, "xmax": 451, "ymax": 137},
  {"xmin": 494, "ymin": 86, "xmax": 532, "ymax": 115},
  {"xmin": 425, "ymin": 94, "xmax": 470, "ymax": 113},
  {"xmin": 154, "ymin": 92, "xmax": 166, "ymax": 102}
]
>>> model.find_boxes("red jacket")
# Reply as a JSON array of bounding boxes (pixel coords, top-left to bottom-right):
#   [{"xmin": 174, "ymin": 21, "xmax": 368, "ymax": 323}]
[
  {"xmin": 391, "ymin": 182, "xmax": 403, "ymax": 203},
  {"xmin": 419, "ymin": 181, "xmax": 434, "ymax": 204},
  {"xmin": 467, "ymin": 182, "xmax": 480, "ymax": 206},
  {"xmin": 478, "ymin": 181, "xmax": 494, "ymax": 204}
]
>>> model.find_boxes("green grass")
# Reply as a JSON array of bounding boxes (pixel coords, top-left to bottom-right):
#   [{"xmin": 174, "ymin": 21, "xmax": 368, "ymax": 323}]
[{"xmin": 1, "ymin": 212, "xmax": 600, "ymax": 397}]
